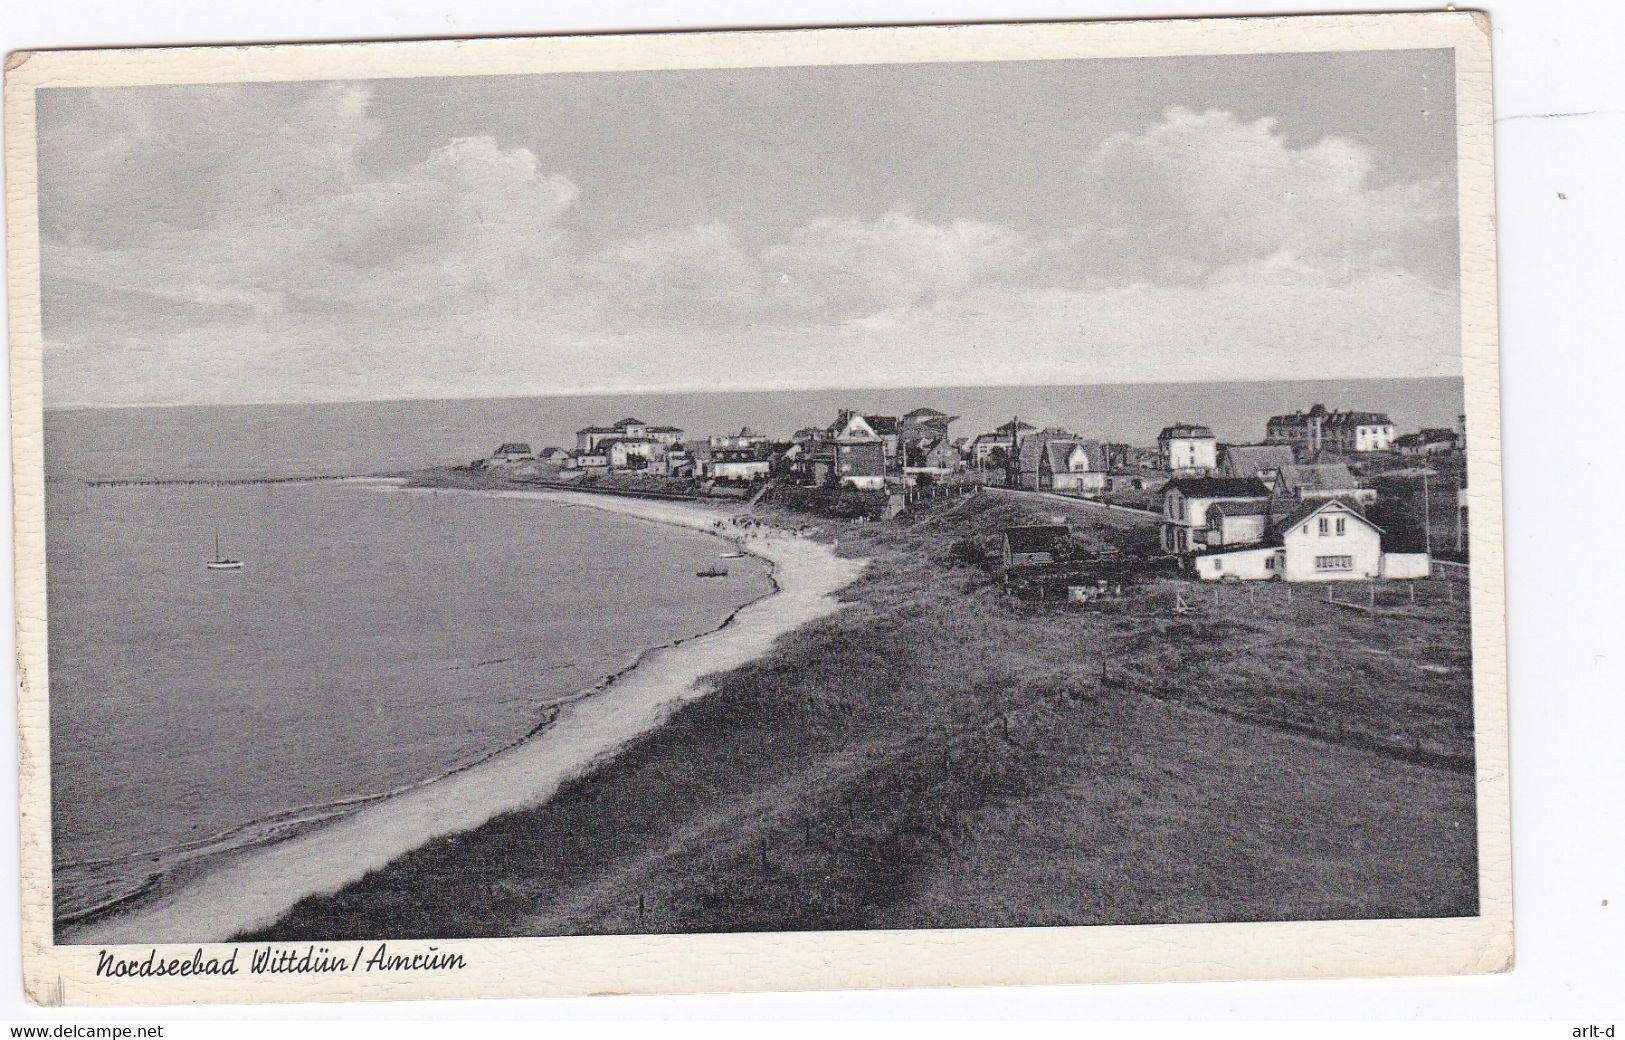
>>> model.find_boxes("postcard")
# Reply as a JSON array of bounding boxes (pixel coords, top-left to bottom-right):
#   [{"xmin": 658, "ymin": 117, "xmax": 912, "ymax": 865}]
[{"xmin": 6, "ymin": 11, "xmax": 1508, "ymax": 1005}]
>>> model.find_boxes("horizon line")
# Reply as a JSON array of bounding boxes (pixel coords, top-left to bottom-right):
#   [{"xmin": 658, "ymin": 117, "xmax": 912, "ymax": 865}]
[{"xmin": 43, "ymin": 373, "xmax": 1466, "ymax": 414}]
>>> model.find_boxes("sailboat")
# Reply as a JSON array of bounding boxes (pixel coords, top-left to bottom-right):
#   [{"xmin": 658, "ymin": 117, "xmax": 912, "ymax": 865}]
[{"xmin": 206, "ymin": 533, "xmax": 243, "ymax": 571}]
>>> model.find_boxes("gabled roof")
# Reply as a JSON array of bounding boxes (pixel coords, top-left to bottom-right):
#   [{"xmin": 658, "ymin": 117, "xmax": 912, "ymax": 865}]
[
  {"xmin": 1003, "ymin": 525, "xmax": 1071, "ymax": 554},
  {"xmin": 1220, "ymin": 443, "xmax": 1295, "ymax": 477},
  {"xmin": 1017, "ymin": 430, "xmax": 1082, "ymax": 472},
  {"xmin": 1276, "ymin": 462, "xmax": 1358, "ymax": 493},
  {"xmin": 576, "ymin": 425, "xmax": 616, "ymax": 434},
  {"xmin": 613, "ymin": 417, "xmax": 647, "ymax": 428},
  {"xmin": 1270, "ymin": 496, "xmax": 1382, "ymax": 537},
  {"xmin": 865, "ymin": 415, "xmax": 899, "ymax": 435},
  {"xmin": 902, "ymin": 407, "xmax": 945, "ymax": 419},
  {"xmin": 1164, "ymin": 476, "xmax": 1270, "ymax": 499},
  {"xmin": 1044, "ymin": 439, "xmax": 1091, "ymax": 473},
  {"xmin": 830, "ymin": 410, "xmax": 880, "ymax": 441},
  {"xmin": 495, "ymin": 443, "xmax": 533, "ymax": 455}
]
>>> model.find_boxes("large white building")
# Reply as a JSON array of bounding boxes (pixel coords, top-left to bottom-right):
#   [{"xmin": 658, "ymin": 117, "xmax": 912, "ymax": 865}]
[
  {"xmin": 1157, "ymin": 423, "xmax": 1218, "ymax": 473},
  {"xmin": 1265, "ymin": 404, "xmax": 1395, "ymax": 455}
]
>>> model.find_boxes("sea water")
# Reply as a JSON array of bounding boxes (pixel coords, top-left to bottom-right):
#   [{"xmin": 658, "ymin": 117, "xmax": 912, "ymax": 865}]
[{"xmin": 44, "ymin": 411, "xmax": 773, "ymax": 924}]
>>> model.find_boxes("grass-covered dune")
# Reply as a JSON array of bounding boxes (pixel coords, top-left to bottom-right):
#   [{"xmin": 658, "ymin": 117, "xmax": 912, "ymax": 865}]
[{"xmin": 245, "ymin": 491, "xmax": 1476, "ymax": 939}]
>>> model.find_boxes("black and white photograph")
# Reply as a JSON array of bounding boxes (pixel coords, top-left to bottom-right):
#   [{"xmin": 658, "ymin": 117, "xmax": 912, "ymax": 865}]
[{"xmin": 6, "ymin": 12, "xmax": 1510, "ymax": 1005}]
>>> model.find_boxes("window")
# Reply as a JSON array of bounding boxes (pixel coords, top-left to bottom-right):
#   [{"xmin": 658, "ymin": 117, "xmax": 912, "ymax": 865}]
[
  {"xmin": 1335, "ymin": 517, "xmax": 1347, "ymax": 535},
  {"xmin": 1214, "ymin": 558, "xmax": 1223, "ymax": 571},
  {"xmin": 1315, "ymin": 555, "xmax": 1353, "ymax": 571},
  {"xmin": 1265, "ymin": 556, "xmax": 1276, "ymax": 571},
  {"xmin": 1318, "ymin": 517, "xmax": 1330, "ymax": 535}
]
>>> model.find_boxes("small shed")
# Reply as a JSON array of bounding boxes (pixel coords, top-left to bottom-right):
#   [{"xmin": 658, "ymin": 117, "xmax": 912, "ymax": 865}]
[{"xmin": 1001, "ymin": 524, "xmax": 1072, "ymax": 570}]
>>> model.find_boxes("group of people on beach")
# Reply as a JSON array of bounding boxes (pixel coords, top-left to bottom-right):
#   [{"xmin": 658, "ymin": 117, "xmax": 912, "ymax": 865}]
[{"xmin": 714, "ymin": 515, "xmax": 816, "ymax": 541}]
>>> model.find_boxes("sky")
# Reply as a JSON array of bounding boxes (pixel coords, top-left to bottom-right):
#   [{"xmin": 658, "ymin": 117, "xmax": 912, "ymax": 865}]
[{"xmin": 35, "ymin": 49, "xmax": 1461, "ymax": 409}]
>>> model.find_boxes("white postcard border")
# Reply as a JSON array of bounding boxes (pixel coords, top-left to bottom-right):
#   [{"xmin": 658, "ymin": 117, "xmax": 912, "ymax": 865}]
[{"xmin": 6, "ymin": 11, "xmax": 1508, "ymax": 1005}]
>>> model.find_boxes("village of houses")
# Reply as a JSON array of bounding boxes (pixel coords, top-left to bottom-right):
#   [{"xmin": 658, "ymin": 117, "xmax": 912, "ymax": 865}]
[{"xmin": 470, "ymin": 400, "xmax": 1468, "ymax": 596}]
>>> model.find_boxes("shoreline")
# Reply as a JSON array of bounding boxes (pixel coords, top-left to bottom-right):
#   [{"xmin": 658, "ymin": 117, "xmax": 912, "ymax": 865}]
[{"xmin": 63, "ymin": 487, "xmax": 866, "ymax": 945}]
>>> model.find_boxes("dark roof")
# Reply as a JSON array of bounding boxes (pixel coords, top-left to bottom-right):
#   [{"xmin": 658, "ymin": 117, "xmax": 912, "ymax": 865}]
[
  {"xmin": 865, "ymin": 415, "xmax": 899, "ymax": 435},
  {"xmin": 1205, "ymin": 500, "xmax": 1272, "ymax": 522},
  {"xmin": 1003, "ymin": 525, "xmax": 1071, "ymax": 554},
  {"xmin": 1276, "ymin": 462, "xmax": 1358, "ymax": 493},
  {"xmin": 993, "ymin": 420, "xmax": 1038, "ymax": 436},
  {"xmin": 903, "ymin": 407, "xmax": 945, "ymax": 419},
  {"xmin": 576, "ymin": 425, "xmax": 616, "ymax": 434},
  {"xmin": 613, "ymin": 417, "xmax": 647, "ymax": 428},
  {"xmin": 1268, "ymin": 405, "xmax": 1393, "ymax": 429},
  {"xmin": 1220, "ymin": 443, "xmax": 1295, "ymax": 477},
  {"xmin": 1164, "ymin": 477, "xmax": 1270, "ymax": 498},
  {"xmin": 647, "ymin": 425, "xmax": 684, "ymax": 433},
  {"xmin": 495, "ymin": 443, "xmax": 533, "ymax": 455},
  {"xmin": 1270, "ymin": 496, "xmax": 1382, "ymax": 537},
  {"xmin": 1046, "ymin": 440, "xmax": 1084, "ymax": 472},
  {"xmin": 1159, "ymin": 423, "xmax": 1214, "ymax": 440}
]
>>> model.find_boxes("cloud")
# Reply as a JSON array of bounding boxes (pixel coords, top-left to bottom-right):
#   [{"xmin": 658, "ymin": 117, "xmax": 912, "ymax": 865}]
[
  {"xmin": 763, "ymin": 212, "xmax": 1022, "ymax": 319},
  {"xmin": 39, "ymin": 83, "xmax": 380, "ymax": 248},
  {"xmin": 1033, "ymin": 107, "xmax": 1456, "ymax": 288},
  {"xmin": 37, "ymin": 94, "xmax": 1460, "ymax": 408}
]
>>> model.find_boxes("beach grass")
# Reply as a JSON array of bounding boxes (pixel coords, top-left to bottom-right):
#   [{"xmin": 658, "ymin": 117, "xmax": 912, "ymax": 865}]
[{"xmin": 244, "ymin": 488, "xmax": 1476, "ymax": 940}]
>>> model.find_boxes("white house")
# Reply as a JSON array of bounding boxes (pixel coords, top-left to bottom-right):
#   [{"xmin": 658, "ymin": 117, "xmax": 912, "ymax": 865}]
[
  {"xmin": 1200, "ymin": 500, "xmax": 1272, "ymax": 547},
  {"xmin": 599, "ymin": 436, "xmax": 662, "ymax": 470},
  {"xmin": 1191, "ymin": 498, "xmax": 1393, "ymax": 582},
  {"xmin": 646, "ymin": 425, "xmax": 686, "ymax": 448},
  {"xmin": 1157, "ymin": 423, "xmax": 1218, "ymax": 473},
  {"xmin": 1160, "ymin": 477, "xmax": 1272, "ymax": 553},
  {"xmin": 1019, "ymin": 438, "xmax": 1105, "ymax": 493}
]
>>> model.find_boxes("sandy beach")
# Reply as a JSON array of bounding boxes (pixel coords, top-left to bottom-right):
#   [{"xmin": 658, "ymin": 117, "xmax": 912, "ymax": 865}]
[{"xmin": 66, "ymin": 488, "xmax": 866, "ymax": 945}]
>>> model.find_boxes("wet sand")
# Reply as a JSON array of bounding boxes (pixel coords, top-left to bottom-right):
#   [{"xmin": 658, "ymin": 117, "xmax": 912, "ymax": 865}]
[{"xmin": 66, "ymin": 489, "xmax": 866, "ymax": 944}]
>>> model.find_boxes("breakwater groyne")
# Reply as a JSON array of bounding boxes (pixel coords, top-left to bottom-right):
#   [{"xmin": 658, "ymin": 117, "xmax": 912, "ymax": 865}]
[{"xmin": 86, "ymin": 473, "xmax": 403, "ymax": 489}]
